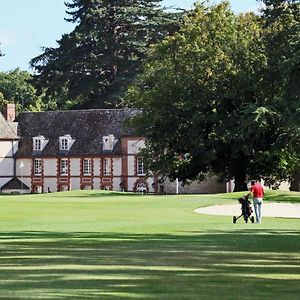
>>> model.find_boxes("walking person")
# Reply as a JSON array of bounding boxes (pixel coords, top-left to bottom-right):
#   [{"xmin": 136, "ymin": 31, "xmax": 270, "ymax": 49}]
[{"xmin": 249, "ymin": 180, "xmax": 264, "ymax": 223}]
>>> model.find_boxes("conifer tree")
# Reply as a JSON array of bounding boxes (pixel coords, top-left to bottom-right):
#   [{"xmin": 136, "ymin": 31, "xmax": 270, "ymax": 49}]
[{"xmin": 30, "ymin": 0, "xmax": 181, "ymax": 109}]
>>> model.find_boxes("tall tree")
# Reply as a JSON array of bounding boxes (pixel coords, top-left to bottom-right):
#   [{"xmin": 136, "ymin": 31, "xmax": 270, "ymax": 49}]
[
  {"xmin": 127, "ymin": 2, "xmax": 269, "ymax": 191},
  {"xmin": 127, "ymin": 0, "xmax": 300, "ymax": 191},
  {"xmin": 30, "ymin": 0, "xmax": 181, "ymax": 109},
  {"xmin": 261, "ymin": 0, "xmax": 300, "ymax": 190}
]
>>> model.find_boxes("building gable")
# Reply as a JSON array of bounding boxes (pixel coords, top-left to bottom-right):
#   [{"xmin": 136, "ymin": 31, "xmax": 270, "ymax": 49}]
[{"xmin": 0, "ymin": 113, "xmax": 19, "ymax": 140}]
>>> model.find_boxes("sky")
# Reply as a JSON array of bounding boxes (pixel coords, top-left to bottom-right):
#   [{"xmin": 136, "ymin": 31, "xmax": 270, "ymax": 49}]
[{"xmin": 0, "ymin": 0, "xmax": 262, "ymax": 72}]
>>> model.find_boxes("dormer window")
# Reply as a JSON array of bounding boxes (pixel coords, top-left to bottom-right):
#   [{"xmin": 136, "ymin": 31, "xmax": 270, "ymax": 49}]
[
  {"xmin": 59, "ymin": 135, "xmax": 74, "ymax": 151},
  {"xmin": 33, "ymin": 135, "xmax": 47, "ymax": 152},
  {"xmin": 61, "ymin": 138, "xmax": 69, "ymax": 150},
  {"xmin": 103, "ymin": 134, "xmax": 116, "ymax": 151},
  {"xmin": 34, "ymin": 139, "xmax": 41, "ymax": 151}
]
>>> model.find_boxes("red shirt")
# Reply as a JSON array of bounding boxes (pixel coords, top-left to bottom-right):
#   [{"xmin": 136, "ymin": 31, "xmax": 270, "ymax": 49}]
[{"xmin": 250, "ymin": 183, "xmax": 264, "ymax": 198}]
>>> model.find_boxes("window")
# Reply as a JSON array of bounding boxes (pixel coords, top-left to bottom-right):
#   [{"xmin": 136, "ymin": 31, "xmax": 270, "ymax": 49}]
[
  {"xmin": 137, "ymin": 157, "xmax": 145, "ymax": 176},
  {"xmin": 60, "ymin": 159, "xmax": 69, "ymax": 176},
  {"xmin": 137, "ymin": 181, "xmax": 147, "ymax": 193},
  {"xmin": 103, "ymin": 158, "xmax": 111, "ymax": 176},
  {"xmin": 60, "ymin": 185, "xmax": 69, "ymax": 192},
  {"xmin": 60, "ymin": 138, "xmax": 69, "ymax": 151},
  {"xmin": 33, "ymin": 139, "xmax": 41, "ymax": 151},
  {"xmin": 83, "ymin": 158, "xmax": 92, "ymax": 176},
  {"xmin": 59, "ymin": 135, "xmax": 74, "ymax": 151},
  {"xmin": 33, "ymin": 135, "xmax": 47, "ymax": 151},
  {"xmin": 34, "ymin": 158, "xmax": 42, "ymax": 176},
  {"xmin": 33, "ymin": 186, "xmax": 42, "ymax": 194},
  {"xmin": 82, "ymin": 185, "xmax": 92, "ymax": 190},
  {"xmin": 103, "ymin": 135, "xmax": 115, "ymax": 151}
]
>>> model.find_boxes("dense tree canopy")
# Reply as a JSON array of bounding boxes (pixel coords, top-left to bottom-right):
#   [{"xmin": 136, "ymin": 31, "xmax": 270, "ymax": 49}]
[
  {"xmin": 30, "ymin": 0, "xmax": 182, "ymax": 109},
  {"xmin": 1, "ymin": 0, "xmax": 299, "ymax": 191},
  {"xmin": 126, "ymin": 0, "xmax": 300, "ymax": 191},
  {"xmin": 261, "ymin": 0, "xmax": 300, "ymax": 189},
  {"xmin": 0, "ymin": 69, "xmax": 43, "ymax": 113}
]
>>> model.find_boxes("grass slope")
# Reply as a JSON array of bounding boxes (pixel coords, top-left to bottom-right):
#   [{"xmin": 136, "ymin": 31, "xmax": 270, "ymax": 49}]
[{"xmin": 0, "ymin": 190, "xmax": 299, "ymax": 299}]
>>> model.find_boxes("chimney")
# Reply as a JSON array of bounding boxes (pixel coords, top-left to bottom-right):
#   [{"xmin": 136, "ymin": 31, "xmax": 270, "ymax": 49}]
[{"xmin": 4, "ymin": 103, "xmax": 16, "ymax": 122}]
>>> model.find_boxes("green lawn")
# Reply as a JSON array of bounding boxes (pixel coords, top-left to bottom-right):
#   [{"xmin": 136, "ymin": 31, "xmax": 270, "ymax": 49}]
[{"xmin": 0, "ymin": 190, "xmax": 299, "ymax": 299}]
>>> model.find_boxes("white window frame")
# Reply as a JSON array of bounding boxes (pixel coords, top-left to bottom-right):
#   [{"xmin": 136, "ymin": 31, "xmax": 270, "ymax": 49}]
[
  {"xmin": 103, "ymin": 158, "xmax": 111, "ymax": 176},
  {"xmin": 34, "ymin": 158, "xmax": 42, "ymax": 176},
  {"xmin": 33, "ymin": 139, "xmax": 42, "ymax": 151},
  {"xmin": 60, "ymin": 158, "xmax": 69, "ymax": 176},
  {"xmin": 137, "ymin": 157, "xmax": 145, "ymax": 176},
  {"xmin": 60, "ymin": 138, "xmax": 69, "ymax": 151},
  {"xmin": 103, "ymin": 135, "xmax": 115, "ymax": 151},
  {"xmin": 83, "ymin": 158, "xmax": 92, "ymax": 176},
  {"xmin": 33, "ymin": 135, "xmax": 47, "ymax": 151}
]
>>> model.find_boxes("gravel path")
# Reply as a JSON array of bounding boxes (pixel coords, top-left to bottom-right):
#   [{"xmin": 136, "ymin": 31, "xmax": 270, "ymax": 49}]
[{"xmin": 194, "ymin": 202, "xmax": 300, "ymax": 218}]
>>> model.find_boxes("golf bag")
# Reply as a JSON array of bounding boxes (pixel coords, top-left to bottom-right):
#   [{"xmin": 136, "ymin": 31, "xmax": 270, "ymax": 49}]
[{"xmin": 233, "ymin": 195, "xmax": 255, "ymax": 223}]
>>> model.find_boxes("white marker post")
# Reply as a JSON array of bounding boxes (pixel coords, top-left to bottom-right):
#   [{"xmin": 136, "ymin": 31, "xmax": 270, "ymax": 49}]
[{"xmin": 19, "ymin": 161, "xmax": 24, "ymax": 195}]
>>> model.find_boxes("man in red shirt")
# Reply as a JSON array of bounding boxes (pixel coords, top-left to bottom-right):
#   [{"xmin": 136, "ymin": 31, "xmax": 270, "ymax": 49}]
[{"xmin": 249, "ymin": 180, "xmax": 264, "ymax": 223}]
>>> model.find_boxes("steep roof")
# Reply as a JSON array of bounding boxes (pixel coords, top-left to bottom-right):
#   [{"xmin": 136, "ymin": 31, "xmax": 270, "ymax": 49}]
[
  {"xmin": 15, "ymin": 109, "xmax": 139, "ymax": 157},
  {"xmin": 0, "ymin": 113, "xmax": 19, "ymax": 139},
  {"xmin": 1, "ymin": 177, "xmax": 30, "ymax": 191}
]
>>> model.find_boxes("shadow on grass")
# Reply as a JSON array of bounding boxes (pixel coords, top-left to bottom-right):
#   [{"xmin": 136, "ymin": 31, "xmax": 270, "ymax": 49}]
[
  {"xmin": 56, "ymin": 190, "xmax": 145, "ymax": 198},
  {"xmin": 0, "ymin": 230, "xmax": 299, "ymax": 299},
  {"xmin": 0, "ymin": 191, "xmax": 142, "ymax": 199},
  {"xmin": 265, "ymin": 191, "xmax": 300, "ymax": 203}
]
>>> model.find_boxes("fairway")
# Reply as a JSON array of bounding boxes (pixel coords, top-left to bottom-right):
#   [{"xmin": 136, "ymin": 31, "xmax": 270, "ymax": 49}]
[{"xmin": 0, "ymin": 191, "xmax": 299, "ymax": 299}]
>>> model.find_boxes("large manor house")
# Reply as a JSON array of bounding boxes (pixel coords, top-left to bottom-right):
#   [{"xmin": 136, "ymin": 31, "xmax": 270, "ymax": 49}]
[{"xmin": 0, "ymin": 104, "xmax": 227, "ymax": 194}]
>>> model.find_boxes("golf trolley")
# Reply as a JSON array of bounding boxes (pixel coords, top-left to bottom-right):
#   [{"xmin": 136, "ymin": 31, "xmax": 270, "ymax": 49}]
[{"xmin": 233, "ymin": 195, "xmax": 255, "ymax": 224}]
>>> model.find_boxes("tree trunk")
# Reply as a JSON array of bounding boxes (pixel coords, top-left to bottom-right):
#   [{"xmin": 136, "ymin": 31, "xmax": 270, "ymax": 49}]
[
  {"xmin": 233, "ymin": 171, "xmax": 248, "ymax": 192},
  {"xmin": 290, "ymin": 169, "xmax": 300, "ymax": 191}
]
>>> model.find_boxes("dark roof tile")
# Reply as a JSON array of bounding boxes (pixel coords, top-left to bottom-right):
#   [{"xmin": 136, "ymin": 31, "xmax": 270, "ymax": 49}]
[{"xmin": 15, "ymin": 109, "xmax": 139, "ymax": 157}]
